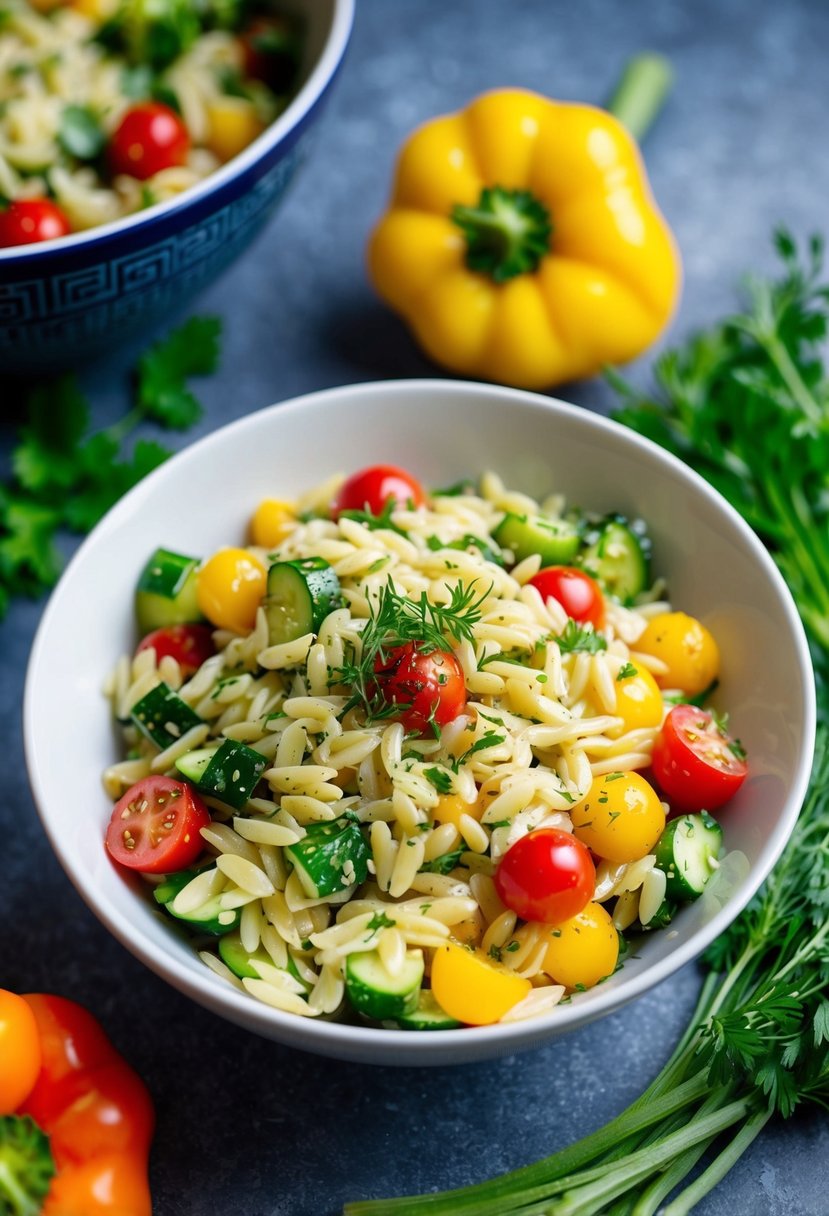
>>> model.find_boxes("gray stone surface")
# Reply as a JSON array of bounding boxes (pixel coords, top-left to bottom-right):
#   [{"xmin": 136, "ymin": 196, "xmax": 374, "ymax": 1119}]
[{"xmin": 3, "ymin": 0, "xmax": 829, "ymax": 1211}]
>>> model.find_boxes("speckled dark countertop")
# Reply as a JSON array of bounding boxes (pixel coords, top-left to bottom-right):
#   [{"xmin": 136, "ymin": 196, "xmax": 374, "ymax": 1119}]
[{"xmin": 3, "ymin": 1, "xmax": 829, "ymax": 1212}]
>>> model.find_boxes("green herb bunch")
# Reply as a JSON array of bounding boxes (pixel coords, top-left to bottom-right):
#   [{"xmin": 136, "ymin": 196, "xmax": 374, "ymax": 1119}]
[
  {"xmin": 0, "ymin": 316, "xmax": 220, "ymax": 620},
  {"xmin": 343, "ymin": 234, "xmax": 829, "ymax": 1214}
]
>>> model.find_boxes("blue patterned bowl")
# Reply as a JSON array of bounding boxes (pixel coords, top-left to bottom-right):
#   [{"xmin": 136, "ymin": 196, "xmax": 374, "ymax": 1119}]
[{"xmin": 0, "ymin": 0, "xmax": 353, "ymax": 374}]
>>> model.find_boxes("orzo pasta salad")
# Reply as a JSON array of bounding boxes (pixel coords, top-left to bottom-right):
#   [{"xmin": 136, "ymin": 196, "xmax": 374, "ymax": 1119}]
[
  {"xmin": 103, "ymin": 466, "xmax": 748, "ymax": 1029},
  {"xmin": 0, "ymin": 0, "xmax": 302, "ymax": 244}
]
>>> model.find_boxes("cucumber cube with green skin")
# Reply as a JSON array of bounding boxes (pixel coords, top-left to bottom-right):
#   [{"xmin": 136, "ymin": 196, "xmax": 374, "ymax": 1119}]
[
  {"xmin": 218, "ymin": 932, "xmax": 312, "ymax": 989},
  {"xmin": 130, "ymin": 682, "xmax": 204, "ymax": 749},
  {"xmin": 135, "ymin": 547, "xmax": 203, "ymax": 633},
  {"xmin": 392, "ymin": 989, "xmax": 462, "ymax": 1030},
  {"xmin": 285, "ymin": 814, "xmax": 370, "ymax": 898},
  {"xmin": 264, "ymin": 557, "xmax": 342, "ymax": 645},
  {"xmin": 493, "ymin": 512, "xmax": 581, "ymax": 565},
  {"xmin": 654, "ymin": 812, "xmax": 724, "ymax": 902},
  {"xmin": 346, "ymin": 949, "xmax": 424, "ymax": 1020},
  {"xmin": 580, "ymin": 516, "xmax": 651, "ymax": 603},
  {"xmin": 154, "ymin": 866, "xmax": 239, "ymax": 936},
  {"xmin": 176, "ymin": 738, "xmax": 266, "ymax": 809}
]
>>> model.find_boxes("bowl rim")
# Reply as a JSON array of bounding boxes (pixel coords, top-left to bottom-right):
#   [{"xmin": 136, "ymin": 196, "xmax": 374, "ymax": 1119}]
[
  {"xmin": 23, "ymin": 377, "xmax": 817, "ymax": 1059},
  {"xmin": 0, "ymin": 0, "xmax": 354, "ymax": 265}
]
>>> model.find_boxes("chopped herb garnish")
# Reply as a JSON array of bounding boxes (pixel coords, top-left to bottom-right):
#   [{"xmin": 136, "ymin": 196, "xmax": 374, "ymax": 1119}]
[
  {"xmin": 423, "ymin": 766, "xmax": 454, "ymax": 794},
  {"xmin": 452, "ymin": 730, "xmax": 506, "ymax": 771},
  {"xmin": 556, "ymin": 619, "xmax": 608, "ymax": 655},
  {"xmin": 616, "ymin": 661, "xmax": 638, "ymax": 681}
]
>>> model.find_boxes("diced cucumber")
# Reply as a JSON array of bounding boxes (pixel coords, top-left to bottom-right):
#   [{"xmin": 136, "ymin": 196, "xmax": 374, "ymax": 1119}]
[
  {"xmin": 130, "ymin": 682, "xmax": 204, "ymax": 750},
  {"xmin": 654, "ymin": 812, "xmax": 724, "ymax": 901},
  {"xmin": 135, "ymin": 547, "xmax": 203, "ymax": 633},
  {"xmin": 580, "ymin": 516, "xmax": 650, "ymax": 603},
  {"xmin": 284, "ymin": 813, "xmax": 369, "ymax": 899},
  {"xmin": 218, "ymin": 931, "xmax": 271, "ymax": 979},
  {"xmin": 176, "ymin": 739, "xmax": 266, "ymax": 809},
  {"xmin": 217, "ymin": 932, "xmax": 311, "ymax": 989},
  {"xmin": 392, "ymin": 989, "xmax": 461, "ymax": 1030},
  {"xmin": 493, "ymin": 512, "xmax": 581, "ymax": 564},
  {"xmin": 153, "ymin": 866, "xmax": 239, "ymax": 936},
  {"xmin": 345, "ymin": 949, "xmax": 424, "ymax": 1020},
  {"xmin": 263, "ymin": 558, "xmax": 342, "ymax": 645}
]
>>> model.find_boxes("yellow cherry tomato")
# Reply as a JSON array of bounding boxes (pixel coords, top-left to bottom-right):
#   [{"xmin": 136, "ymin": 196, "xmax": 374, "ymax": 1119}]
[
  {"xmin": 609, "ymin": 661, "xmax": 664, "ymax": 737},
  {"xmin": 571, "ymin": 771, "xmax": 665, "ymax": 863},
  {"xmin": 250, "ymin": 498, "xmax": 296, "ymax": 548},
  {"xmin": 0, "ymin": 989, "xmax": 41, "ymax": 1113},
  {"xmin": 541, "ymin": 903, "xmax": 619, "ymax": 989},
  {"xmin": 635, "ymin": 611, "xmax": 720, "ymax": 696},
  {"xmin": 205, "ymin": 97, "xmax": 265, "ymax": 163},
  {"xmin": 430, "ymin": 943, "xmax": 531, "ymax": 1025},
  {"xmin": 197, "ymin": 548, "xmax": 267, "ymax": 633}
]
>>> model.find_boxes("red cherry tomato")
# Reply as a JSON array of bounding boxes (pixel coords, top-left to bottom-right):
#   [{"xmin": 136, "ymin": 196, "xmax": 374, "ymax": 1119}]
[
  {"xmin": 0, "ymin": 198, "xmax": 70, "ymax": 247},
  {"xmin": 108, "ymin": 103, "xmax": 190, "ymax": 180},
  {"xmin": 372, "ymin": 642, "xmax": 466, "ymax": 735},
  {"xmin": 331, "ymin": 465, "xmax": 425, "ymax": 519},
  {"xmin": 529, "ymin": 566, "xmax": 605, "ymax": 628},
  {"xmin": 135, "ymin": 624, "xmax": 215, "ymax": 677},
  {"xmin": 105, "ymin": 776, "xmax": 209, "ymax": 874},
  {"xmin": 494, "ymin": 828, "xmax": 596, "ymax": 925},
  {"xmin": 651, "ymin": 704, "xmax": 748, "ymax": 814}
]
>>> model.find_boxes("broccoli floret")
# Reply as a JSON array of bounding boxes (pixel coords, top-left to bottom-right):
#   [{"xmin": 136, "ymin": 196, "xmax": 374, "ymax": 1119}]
[{"xmin": 0, "ymin": 1116, "xmax": 55, "ymax": 1216}]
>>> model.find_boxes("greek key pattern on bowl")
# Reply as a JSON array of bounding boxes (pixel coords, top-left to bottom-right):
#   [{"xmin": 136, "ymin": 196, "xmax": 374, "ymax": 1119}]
[{"xmin": 0, "ymin": 145, "xmax": 300, "ymax": 342}]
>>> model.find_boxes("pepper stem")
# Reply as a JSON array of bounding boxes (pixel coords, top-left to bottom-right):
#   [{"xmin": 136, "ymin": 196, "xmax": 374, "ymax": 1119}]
[
  {"xmin": 451, "ymin": 53, "xmax": 672, "ymax": 283},
  {"xmin": 606, "ymin": 52, "xmax": 674, "ymax": 143},
  {"xmin": 451, "ymin": 187, "xmax": 552, "ymax": 284}
]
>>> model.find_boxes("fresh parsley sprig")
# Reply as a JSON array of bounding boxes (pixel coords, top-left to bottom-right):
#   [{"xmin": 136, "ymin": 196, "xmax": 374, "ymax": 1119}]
[{"xmin": 0, "ymin": 316, "xmax": 221, "ymax": 619}]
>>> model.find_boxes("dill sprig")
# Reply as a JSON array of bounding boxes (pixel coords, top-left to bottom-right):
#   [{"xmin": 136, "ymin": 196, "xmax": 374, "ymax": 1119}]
[{"xmin": 334, "ymin": 577, "xmax": 488, "ymax": 722}]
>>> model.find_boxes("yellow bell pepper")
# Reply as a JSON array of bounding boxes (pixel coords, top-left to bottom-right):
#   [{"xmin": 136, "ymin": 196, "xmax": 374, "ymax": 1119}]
[{"xmin": 368, "ymin": 81, "xmax": 681, "ymax": 390}]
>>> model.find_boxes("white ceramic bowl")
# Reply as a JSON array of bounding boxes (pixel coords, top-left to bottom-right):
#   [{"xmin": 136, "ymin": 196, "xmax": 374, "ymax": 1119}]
[{"xmin": 24, "ymin": 380, "xmax": 815, "ymax": 1065}]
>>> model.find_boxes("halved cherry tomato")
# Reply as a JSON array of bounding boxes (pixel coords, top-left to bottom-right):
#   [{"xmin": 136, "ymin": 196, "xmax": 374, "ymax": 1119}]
[
  {"xmin": 105, "ymin": 775, "xmax": 209, "ymax": 873},
  {"xmin": 0, "ymin": 198, "xmax": 70, "ymax": 247},
  {"xmin": 529, "ymin": 566, "xmax": 605, "ymax": 628},
  {"xmin": 494, "ymin": 828, "xmax": 596, "ymax": 925},
  {"xmin": 372, "ymin": 642, "xmax": 465, "ymax": 734},
  {"xmin": 651, "ymin": 704, "xmax": 748, "ymax": 813},
  {"xmin": 0, "ymin": 989, "xmax": 41, "ymax": 1112},
  {"xmin": 108, "ymin": 102, "xmax": 190, "ymax": 180},
  {"xmin": 331, "ymin": 465, "xmax": 425, "ymax": 519},
  {"xmin": 135, "ymin": 623, "xmax": 215, "ymax": 676}
]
